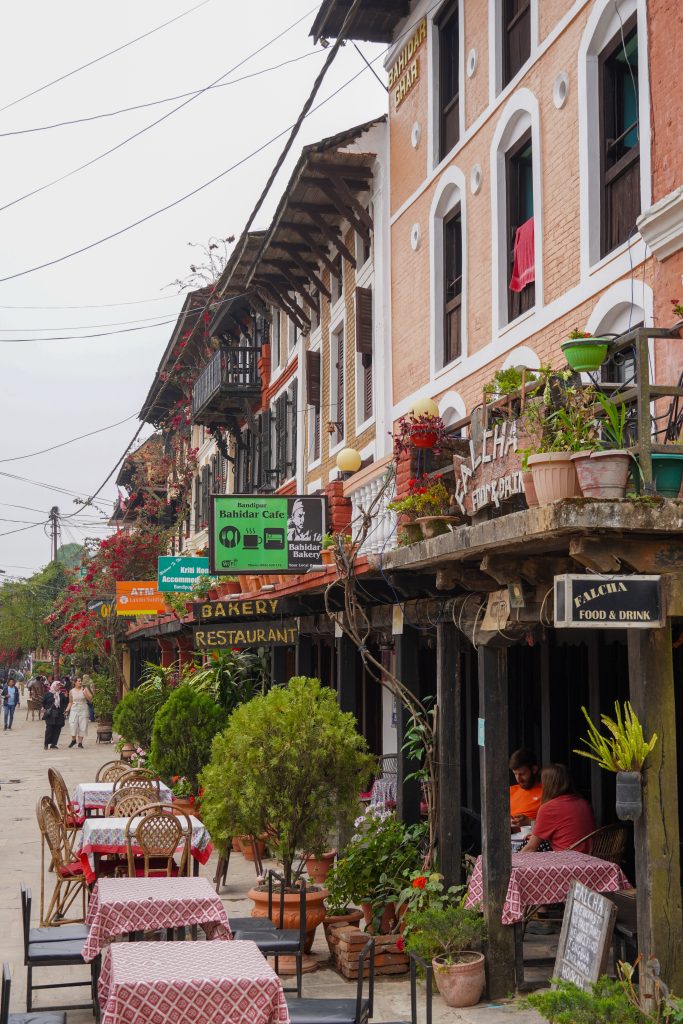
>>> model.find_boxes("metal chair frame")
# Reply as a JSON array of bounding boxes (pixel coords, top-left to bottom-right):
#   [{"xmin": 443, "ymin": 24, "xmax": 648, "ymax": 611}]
[
  {"xmin": 36, "ymin": 797, "xmax": 87, "ymax": 928},
  {"xmin": 124, "ymin": 803, "xmax": 191, "ymax": 877},
  {"xmin": 2, "ymin": 961, "xmax": 66, "ymax": 1024},
  {"xmin": 380, "ymin": 953, "xmax": 433, "ymax": 1024},
  {"xmin": 286, "ymin": 938, "xmax": 375, "ymax": 1024}
]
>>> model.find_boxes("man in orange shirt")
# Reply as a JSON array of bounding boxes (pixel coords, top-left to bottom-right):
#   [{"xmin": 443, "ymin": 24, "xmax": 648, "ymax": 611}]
[{"xmin": 509, "ymin": 748, "xmax": 543, "ymax": 828}]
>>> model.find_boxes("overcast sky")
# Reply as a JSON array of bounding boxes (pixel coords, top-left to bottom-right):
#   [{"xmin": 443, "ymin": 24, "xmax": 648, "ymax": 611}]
[{"xmin": 0, "ymin": 0, "xmax": 386, "ymax": 578}]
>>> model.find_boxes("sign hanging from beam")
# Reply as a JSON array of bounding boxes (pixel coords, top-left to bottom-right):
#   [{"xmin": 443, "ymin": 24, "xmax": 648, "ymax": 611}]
[
  {"xmin": 210, "ymin": 495, "xmax": 325, "ymax": 574},
  {"xmin": 554, "ymin": 574, "xmax": 664, "ymax": 628},
  {"xmin": 194, "ymin": 620, "xmax": 298, "ymax": 649}
]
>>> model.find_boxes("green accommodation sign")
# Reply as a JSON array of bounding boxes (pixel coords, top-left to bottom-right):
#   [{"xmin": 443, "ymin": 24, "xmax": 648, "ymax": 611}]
[
  {"xmin": 210, "ymin": 495, "xmax": 325, "ymax": 574},
  {"xmin": 157, "ymin": 556, "xmax": 210, "ymax": 593}
]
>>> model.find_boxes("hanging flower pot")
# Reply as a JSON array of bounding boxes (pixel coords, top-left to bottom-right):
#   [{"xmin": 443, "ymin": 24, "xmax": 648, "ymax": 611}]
[
  {"xmin": 616, "ymin": 770, "xmax": 642, "ymax": 821},
  {"xmin": 560, "ymin": 335, "xmax": 610, "ymax": 372},
  {"xmin": 411, "ymin": 427, "xmax": 438, "ymax": 449}
]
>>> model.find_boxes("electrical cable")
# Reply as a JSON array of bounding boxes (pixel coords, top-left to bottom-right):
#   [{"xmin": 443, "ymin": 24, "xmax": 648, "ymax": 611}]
[
  {"xmin": 0, "ymin": 413, "xmax": 138, "ymax": 463},
  {"xmin": 0, "ymin": 521, "xmax": 50, "ymax": 539},
  {"xmin": 0, "ymin": 469, "xmax": 112, "ymax": 507},
  {"xmin": 0, "ymin": 310, "xmax": 187, "ymax": 330},
  {"xmin": 0, "ymin": 0, "xmax": 215, "ymax": 117},
  {"xmin": 0, "ymin": 52, "xmax": 321, "ymax": 139},
  {"xmin": 0, "ymin": 296, "xmax": 180, "ymax": 310},
  {"xmin": 0, "ymin": 8, "xmax": 320, "ymax": 215},
  {"xmin": 0, "ymin": 320, "xmax": 175, "ymax": 343}
]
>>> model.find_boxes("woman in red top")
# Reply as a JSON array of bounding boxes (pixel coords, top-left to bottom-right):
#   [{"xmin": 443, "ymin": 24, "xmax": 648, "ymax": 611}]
[{"xmin": 520, "ymin": 764, "xmax": 595, "ymax": 853}]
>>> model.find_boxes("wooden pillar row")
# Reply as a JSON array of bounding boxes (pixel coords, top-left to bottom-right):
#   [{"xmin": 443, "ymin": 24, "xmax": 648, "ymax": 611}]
[
  {"xmin": 295, "ymin": 634, "xmax": 313, "ymax": 678},
  {"xmin": 437, "ymin": 621, "xmax": 462, "ymax": 888},
  {"xmin": 395, "ymin": 626, "xmax": 421, "ymax": 825}
]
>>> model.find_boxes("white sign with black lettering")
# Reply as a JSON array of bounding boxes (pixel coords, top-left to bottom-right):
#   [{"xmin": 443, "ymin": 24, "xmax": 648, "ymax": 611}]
[{"xmin": 553, "ymin": 882, "xmax": 617, "ymax": 991}]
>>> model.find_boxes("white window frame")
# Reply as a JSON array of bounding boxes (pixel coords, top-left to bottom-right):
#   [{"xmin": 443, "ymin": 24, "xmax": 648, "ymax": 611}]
[
  {"xmin": 430, "ymin": 165, "xmax": 468, "ymax": 378},
  {"xmin": 488, "ymin": 0, "xmax": 539, "ymax": 103},
  {"xmin": 329, "ymin": 319, "xmax": 346, "ymax": 456},
  {"xmin": 428, "ymin": 0, "xmax": 466, "ymax": 173},
  {"xmin": 578, "ymin": 0, "xmax": 651, "ymax": 278},
  {"xmin": 490, "ymin": 88, "xmax": 544, "ymax": 336},
  {"xmin": 306, "ymin": 341, "xmax": 322, "ymax": 471}
]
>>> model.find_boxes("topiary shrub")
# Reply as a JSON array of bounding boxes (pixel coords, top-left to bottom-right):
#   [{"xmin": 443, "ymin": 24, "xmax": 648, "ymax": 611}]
[
  {"xmin": 113, "ymin": 686, "xmax": 167, "ymax": 750},
  {"xmin": 526, "ymin": 977, "xmax": 643, "ymax": 1023},
  {"xmin": 149, "ymin": 685, "xmax": 225, "ymax": 796},
  {"xmin": 200, "ymin": 676, "xmax": 373, "ymax": 886}
]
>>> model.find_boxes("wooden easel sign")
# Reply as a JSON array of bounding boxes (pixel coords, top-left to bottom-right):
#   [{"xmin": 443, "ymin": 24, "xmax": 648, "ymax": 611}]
[{"xmin": 553, "ymin": 881, "xmax": 617, "ymax": 990}]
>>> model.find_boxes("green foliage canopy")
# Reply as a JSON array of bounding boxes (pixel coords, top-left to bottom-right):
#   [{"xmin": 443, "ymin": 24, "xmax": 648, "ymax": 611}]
[
  {"xmin": 113, "ymin": 685, "xmax": 168, "ymax": 749},
  {"xmin": 150, "ymin": 685, "xmax": 225, "ymax": 795}
]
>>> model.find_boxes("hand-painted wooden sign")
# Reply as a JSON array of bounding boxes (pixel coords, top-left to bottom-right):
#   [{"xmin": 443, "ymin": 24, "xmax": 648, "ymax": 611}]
[
  {"xmin": 192, "ymin": 598, "xmax": 281, "ymax": 622},
  {"xmin": 193, "ymin": 620, "xmax": 298, "ymax": 650},
  {"xmin": 452, "ymin": 419, "xmax": 524, "ymax": 516},
  {"xmin": 553, "ymin": 882, "xmax": 616, "ymax": 990}
]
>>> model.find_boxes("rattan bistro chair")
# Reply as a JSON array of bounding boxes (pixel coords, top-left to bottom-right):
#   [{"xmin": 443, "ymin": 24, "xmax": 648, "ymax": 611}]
[
  {"xmin": 2, "ymin": 962, "xmax": 66, "ymax": 1024},
  {"xmin": 96, "ymin": 760, "xmax": 130, "ymax": 783},
  {"xmin": 48, "ymin": 768, "xmax": 85, "ymax": 848},
  {"xmin": 125, "ymin": 804, "xmax": 191, "ymax": 877},
  {"xmin": 568, "ymin": 822, "xmax": 630, "ymax": 864},
  {"xmin": 104, "ymin": 787, "xmax": 157, "ymax": 818},
  {"xmin": 35, "ymin": 797, "xmax": 87, "ymax": 928},
  {"xmin": 114, "ymin": 769, "xmax": 160, "ymax": 795},
  {"xmin": 285, "ymin": 939, "xmax": 375, "ymax": 1024}
]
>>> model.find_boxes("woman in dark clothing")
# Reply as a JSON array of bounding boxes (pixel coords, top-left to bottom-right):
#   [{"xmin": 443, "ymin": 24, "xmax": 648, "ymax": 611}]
[{"xmin": 42, "ymin": 681, "xmax": 68, "ymax": 749}]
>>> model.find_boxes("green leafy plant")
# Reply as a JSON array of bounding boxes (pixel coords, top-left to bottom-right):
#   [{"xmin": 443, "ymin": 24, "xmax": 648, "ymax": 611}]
[
  {"xmin": 526, "ymin": 976, "xmax": 642, "ymax": 1023},
  {"xmin": 149, "ymin": 685, "xmax": 226, "ymax": 796},
  {"xmin": 574, "ymin": 701, "xmax": 658, "ymax": 772},
  {"xmin": 483, "ymin": 366, "xmax": 537, "ymax": 399},
  {"xmin": 596, "ymin": 392, "xmax": 629, "ymax": 450},
  {"xmin": 568, "ymin": 329, "xmax": 594, "ymax": 340},
  {"xmin": 670, "ymin": 299, "xmax": 683, "ymax": 322},
  {"xmin": 395, "ymin": 871, "xmax": 464, "ymax": 928},
  {"xmin": 112, "ymin": 685, "xmax": 169, "ymax": 750},
  {"xmin": 199, "ymin": 676, "xmax": 373, "ymax": 886},
  {"xmin": 404, "ymin": 902, "xmax": 486, "ymax": 965},
  {"xmin": 322, "ymin": 533, "xmax": 336, "ymax": 550},
  {"xmin": 90, "ymin": 672, "xmax": 117, "ymax": 722},
  {"xmin": 388, "ymin": 476, "xmax": 452, "ymax": 520},
  {"xmin": 183, "ymin": 648, "xmax": 267, "ymax": 714}
]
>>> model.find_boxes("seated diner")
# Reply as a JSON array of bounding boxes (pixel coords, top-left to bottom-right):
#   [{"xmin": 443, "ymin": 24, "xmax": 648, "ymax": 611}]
[
  {"xmin": 520, "ymin": 763, "xmax": 595, "ymax": 853},
  {"xmin": 509, "ymin": 747, "xmax": 543, "ymax": 829}
]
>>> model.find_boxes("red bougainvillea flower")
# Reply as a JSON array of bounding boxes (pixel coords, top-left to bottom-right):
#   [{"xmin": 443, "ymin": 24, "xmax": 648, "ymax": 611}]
[
  {"xmin": 396, "ymin": 936, "xmax": 405, "ymax": 952},
  {"xmin": 412, "ymin": 876, "xmax": 427, "ymax": 890}
]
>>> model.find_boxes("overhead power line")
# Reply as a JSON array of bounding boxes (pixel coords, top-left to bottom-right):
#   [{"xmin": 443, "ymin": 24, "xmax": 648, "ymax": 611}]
[
  {"xmin": 0, "ymin": 0, "xmax": 214, "ymax": 116},
  {"xmin": 0, "ymin": 8, "xmax": 320, "ymax": 216},
  {"xmin": 0, "ymin": 319, "xmax": 175, "ymax": 343},
  {"xmin": 0, "ymin": 412, "xmax": 138, "ymax": 462}
]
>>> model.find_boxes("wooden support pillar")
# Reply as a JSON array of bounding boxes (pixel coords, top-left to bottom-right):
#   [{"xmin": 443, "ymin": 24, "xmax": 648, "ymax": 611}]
[
  {"xmin": 437, "ymin": 621, "xmax": 462, "ymax": 887},
  {"xmin": 628, "ymin": 623, "xmax": 683, "ymax": 994},
  {"xmin": 587, "ymin": 634, "xmax": 603, "ymax": 826},
  {"xmin": 395, "ymin": 627, "xmax": 421, "ymax": 825},
  {"xmin": 271, "ymin": 646, "xmax": 288, "ymax": 687},
  {"xmin": 295, "ymin": 634, "xmax": 313, "ymax": 678},
  {"xmin": 478, "ymin": 644, "xmax": 516, "ymax": 997},
  {"xmin": 336, "ymin": 635, "xmax": 358, "ymax": 719}
]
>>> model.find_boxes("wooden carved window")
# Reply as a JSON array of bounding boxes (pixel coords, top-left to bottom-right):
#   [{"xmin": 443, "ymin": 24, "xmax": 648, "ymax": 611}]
[
  {"xmin": 438, "ymin": 1, "xmax": 460, "ymax": 160},
  {"xmin": 503, "ymin": 0, "xmax": 530, "ymax": 87},
  {"xmin": 600, "ymin": 19, "xmax": 640, "ymax": 257},
  {"xmin": 355, "ymin": 286, "xmax": 373, "ymax": 422},
  {"xmin": 443, "ymin": 208, "xmax": 462, "ymax": 365},
  {"xmin": 506, "ymin": 129, "xmax": 535, "ymax": 322}
]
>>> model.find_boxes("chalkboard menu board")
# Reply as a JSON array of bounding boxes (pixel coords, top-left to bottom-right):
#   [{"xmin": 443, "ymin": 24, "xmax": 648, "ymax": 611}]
[{"xmin": 553, "ymin": 881, "xmax": 617, "ymax": 990}]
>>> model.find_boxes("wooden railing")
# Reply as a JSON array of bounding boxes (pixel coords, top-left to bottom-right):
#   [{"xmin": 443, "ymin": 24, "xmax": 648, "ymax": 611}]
[{"xmin": 192, "ymin": 346, "xmax": 260, "ymax": 420}]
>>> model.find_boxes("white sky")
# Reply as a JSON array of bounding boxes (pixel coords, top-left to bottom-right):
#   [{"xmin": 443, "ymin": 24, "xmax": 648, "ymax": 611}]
[{"xmin": 0, "ymin": 0, "xmax": 386, "ymax": 578}]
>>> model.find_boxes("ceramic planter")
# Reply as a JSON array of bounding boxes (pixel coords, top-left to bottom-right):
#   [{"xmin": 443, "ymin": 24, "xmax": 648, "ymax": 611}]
[
  {"xmin": 411, "ymin": 428, "xmax": 438, "ymax": 449},
  {"xmin": 651, "ymin": 453, "xmax": 683, "ymax": 498},
  {"xmin": 322, "ymin": 909, "xmax": 363, "ymax": 956},
  {"xmin": 171, "ymin": 796, "xmax": 197, "ymax": 818},
  {"xmin": 433, "ymin": 952, "xmax": 485, "ymax": 1008},
  {"xmin": 120, "ymin": 742, "xmax": 136, "ymax": 762},
  {"xmin": 521, "ymin": 470, "xmax": 539, "ymax": 509},
  {"xmin": 399, "ymin": 522, "xmax": 423, "ymax": 545},
  {"xmin": 221, "ymin": 581, "xmax": 242, "ymax": 596},
  {"xmin": 361, "ymin": 901, "xmax": 397, "ymax": 935},
  {"xmin": 414, "ymin": 516, "xmax": 460, "ymax": 539},
  {"xmin": 231, "ymin": 836, "xmax": 241, "ymax": 853},
  {"xmin": 248, "ymin": 885, "xmax": 328, "ymax": 953},
  {"xmin": 305, "ymin": 850, "xmax": 336, "ymax": 884},
  {"xmin": 561, "ymin": 337, "xmax": 610, "ymax": 372},
  {"xmin": 616, "ymin": 770, "xmax": 642, "ymax": 821},
  {"xmin": 527, "ymin": 453, "xmax": 581, "ymax": 504},
  {"xmin": 572, "ymin": 450, "xmax": 631, "ymax": 499},
  {"xmin": 321, "ymin": 549, "xmax": 335, "ymax": 566},
  {"xmin": 238, "ymin": 836, "xmax": 266, "ymax": 861}
]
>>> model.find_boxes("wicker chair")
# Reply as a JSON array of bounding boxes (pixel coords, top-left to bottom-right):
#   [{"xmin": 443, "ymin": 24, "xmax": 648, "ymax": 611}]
[
  {"xmin": 125, "ymin": 804, "xmax": 191, "ymax": 877},
  {"xmin": 568, "ymin": 823, "xmax": 630, "ymax": 864},
  {"xmin": 96, "ymin": 760, "xmax": 130, "ymax": 783},
  {"xmin": 35, "ymin": 797, "xmax": 87, "ymax": 928},
  {"xmin": 114, "ymin": 769, "xmax": 161, "ymax": 796},
  {"xmin": 48, "ymin": 768, "xmax": 85, "ymax": 849},
  {"xmin": 104, "ymin": 787, "xmax": 157, "ymax": 818}
]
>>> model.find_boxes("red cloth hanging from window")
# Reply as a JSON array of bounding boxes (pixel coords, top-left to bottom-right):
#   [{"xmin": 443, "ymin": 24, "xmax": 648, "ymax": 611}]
[{"xmin": 509, "ymin": 216, "xmax": 535, "ymax": 292}]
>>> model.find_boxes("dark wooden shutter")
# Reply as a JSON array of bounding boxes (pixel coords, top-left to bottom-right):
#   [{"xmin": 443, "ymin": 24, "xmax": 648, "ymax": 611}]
[
  {"xmin": 503, "ymin": 0, "xmax": 531, "ymax": 86},
  {"xmin": 306, "ymin": 350, "xmax": 321, "ymax": 407},
  {"xmin": 194, "ymin": 475, "xmax": 201, "ymax": 529},
  {"xmin": 276, "ymin": 394, "xmax": 288, "ymax": 481},
  {"xmin": 336, "ymin": 331, "xmax": 345, "ymax": 439},
  {"xmin": 260, "ymin": 409, "xmax": 272, "ymax": 491},
  {"xmin": 363, "ymin": 359, "xmax": 373, "ymax": 422},
  {"xmin": 289, "ymin": 380, "xmax": 298, "ymax": 477},
  {"xmin": 355, "ymin": 287, "xmax": 373, "ymax": 356},
  {"xmin": 201, "ymin": 464, "xmax": 210, "ymax": 526},
  {"xmin": 438, "ymin": 1, "xmax": 460, "ymax": 159}
]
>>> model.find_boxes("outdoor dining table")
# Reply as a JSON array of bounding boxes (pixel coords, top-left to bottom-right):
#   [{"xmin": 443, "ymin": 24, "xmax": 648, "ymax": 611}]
[
  {"xmin": 98, "ymin": 939, "xmax": 290, "ymax": 1024},
  {"xmin": 82, "ymin": 876, "xmax": 232, "ymax": 961},
  {"xmin": 369, "ymin": 774, "xmax": 397, "ymax": 808},
  {"xmin": 73, "ymin": 814, "xmax": 214, "ymax": 884},
  {"xmin": 72, "ymin": 780, "xmax": 173, "ymax": 815},
  {"xmin": 465, "ymin": 850, "xmax": 631, "ymax": 986}
]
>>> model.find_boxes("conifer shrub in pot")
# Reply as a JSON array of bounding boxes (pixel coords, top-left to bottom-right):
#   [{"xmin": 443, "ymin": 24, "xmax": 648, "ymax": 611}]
[
  {"xmin": 404, "ymin": 902, "xmax": 487, "ymax": 1007},
  {"xmin": 200, "ymin": 676, "xmax": 373, "ymax": 948},
  {"xmin": 112, "ymin": 685, "xmax": 169, "ymax": 751},
  {"xmin": 149, "ymin": 685, "xmax": 226, "ymax": 802}
]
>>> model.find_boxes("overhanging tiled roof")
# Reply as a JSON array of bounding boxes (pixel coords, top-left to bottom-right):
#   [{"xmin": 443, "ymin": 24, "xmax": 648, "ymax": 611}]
[{"xmin": 310, "ymin": 0, "xmax": 410, "ymax": 43}]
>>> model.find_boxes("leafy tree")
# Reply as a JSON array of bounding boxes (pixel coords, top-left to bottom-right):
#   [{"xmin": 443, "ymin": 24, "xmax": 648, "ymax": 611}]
[
  {"xmin": 149, "ymin": 686, "xmax": 225, "ymax": 795},
  {"xmin": 56, "ymin": 543, "xmax": 85, "ymax": 569},
  {"xmin": 0, "ymin": 561, "xmax": 69, "ymax": 661}
]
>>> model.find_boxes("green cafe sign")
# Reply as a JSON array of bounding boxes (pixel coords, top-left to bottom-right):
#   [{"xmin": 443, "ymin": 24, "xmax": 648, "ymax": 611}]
[
  {"xmin": 157, "ymin": 556, "xmax": 210, "ymax": 593},
  {"xmin": 210, "ymin": 495, "xmax": 325, "ymax": 574}
]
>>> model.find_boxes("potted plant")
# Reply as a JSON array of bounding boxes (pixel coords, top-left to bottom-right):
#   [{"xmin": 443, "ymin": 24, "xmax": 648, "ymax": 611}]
[
  {"xmin": 670, "ymin": 298, "xmax": 683, "ymax": 337},
  {"xmin": 326, "ymin": 806, "xmax": 428, "ymax": 934},
  {"xmin": 574, "ymin": 701, "xmax": 658, "ymax": 821},
  {"xmin": 388, "ymin": 475, "xmax": 460, "ymax": 540},
  {"xmin": 561, "ymin": 329, "xmax": 611, "ymax": 372},
  {"xmin": 572, "ymin": 392, "xmax": 633, "ymax": 499},
  {"xmin": 393, "ymin": 413, "xmax": 452, "ymax": 456},
  {"xmin": 404, "ymin": 901, "xmax": 487, "ymax": 1008},
  {"xmin": 90, "ymin": 672, "xmax": 117, "ymax": 743},
  {"xmin": 305, "ymin": 848, "xmax": 337, "ymax": 884},
  {"xmin": 112, "ymin": 684, "xmax": 169, "ymax": 752},
  {"xmin": 525, "ymin": 379, "xmax": 598, "ymax": 503},
  {"xmin": 321, "ymin": 534, "xmax": 336, "ymax": 566},
  {"xmin": 149, "ymin": 685, "xmax": 226, "ymax": 806},
  {"xmin": 199, "ymin": 676, "xmax": 373, "ymax": 950},
  {"xmin": 321, "ymin": 883, "xmax": 363, "ymax": 957}
]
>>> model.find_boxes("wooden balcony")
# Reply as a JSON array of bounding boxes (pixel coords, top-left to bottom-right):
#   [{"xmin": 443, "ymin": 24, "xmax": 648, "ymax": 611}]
[{"xmin": 191, "ymin": 346, "xmax": 261, "ymax": 425}]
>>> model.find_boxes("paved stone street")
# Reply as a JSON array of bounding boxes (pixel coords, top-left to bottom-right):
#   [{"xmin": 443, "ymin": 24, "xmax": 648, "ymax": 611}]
[{"xmin": 0, "ymin": 709, "xmax": 544, "ymax": 1023}]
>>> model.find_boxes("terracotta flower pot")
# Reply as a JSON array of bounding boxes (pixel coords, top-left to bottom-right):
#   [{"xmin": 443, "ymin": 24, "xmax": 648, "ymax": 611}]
[
  {"xmin": 120, "ymin": 743, "xmax": 136, "ymax": 762},
  {"xmin": 305, "ymin": 850, "xmax": 336, "ymax": 884},
  {"xmin": 527, "ymin": 453, "xmax": 581, "ymax": 504},
  {"xmin": 322, "ymin": 909, "xmax": 363, "ymax": 956},
  {"xmin": 433, "ymin": 952, "xmax": 486, "ymax": 1008},
  {"xmin": 399, "ymin": 522, "xmax": 423, "ymax": 545},
  {"xmin": 221, "ymin": 581, "xmax": 242, "ymax": 596},
  {"xmin": 248, "ymin": 885, "xmax": 328, "ymax": 954},
  {"xmin": 361, "ymin": 901, "xmax": 397, "ymax": 935},
  {"xmin": 572, "ymin": 450, "xmax": 631, "ymax": 499},
  {"xmin": 238, "ymin": 836, "xmax": 266, "ymax": 861},
  {"xmin": 521, "ymin": 469, "xmax": 539, "ymax": 508},
  {"xmin": 171, "ymin": 796, "xmax": 197, "ymax": 818},
  {"xmin": 321, "ymin": 549, "xmax": 335, "ymax": 566},
  {"xmin": 231, "ymin": 837, "xmax": 241, "ymax": 853}
]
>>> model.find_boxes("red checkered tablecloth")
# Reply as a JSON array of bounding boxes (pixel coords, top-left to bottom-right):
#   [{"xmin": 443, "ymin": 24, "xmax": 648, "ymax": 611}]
[
  {"xmin": 72, "ymin": 781, "xmax": 172, "ymax": 813},
  {"xmin": 99, "ymin": 940, "xmax": 290, "ymax": 1024},
  {"xmin": 82, "ymin": 877, "xmax": 231, "ymax": 961},
  {"xmin": 74, "ymin": 815, "xmax": 213, "ymax": 884},
  {"xmin": 465, "ymin": 851, "xmax": 631, "ymax": 925}
]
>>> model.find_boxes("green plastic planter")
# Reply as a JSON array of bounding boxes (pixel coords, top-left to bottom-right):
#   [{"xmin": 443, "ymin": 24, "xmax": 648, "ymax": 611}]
[
  {"xmin": 560, "ymin": 337, "xmax": 609, "ymax": 372},
  {"xmin": 652, "ymin": 453, "xmax": 683, "ymax": 498}
]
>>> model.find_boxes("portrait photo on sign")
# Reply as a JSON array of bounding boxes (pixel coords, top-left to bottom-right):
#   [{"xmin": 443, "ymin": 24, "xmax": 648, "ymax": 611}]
[{"xmin": 287, "ymin": 497, "xmax": 323, "ymax": 569}]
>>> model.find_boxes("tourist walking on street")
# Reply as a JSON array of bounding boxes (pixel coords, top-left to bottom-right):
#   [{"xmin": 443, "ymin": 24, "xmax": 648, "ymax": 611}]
[
  {"xmin": 42, "ymin": 681, "xmax": 67, "ymax": 750},
  {"xmin": 66, "ymin": 677, "xmax": 92, "ymax": 748},
  {"xmin": 2, "ymin": 675, "xmax": 20, "ymax": 730}
]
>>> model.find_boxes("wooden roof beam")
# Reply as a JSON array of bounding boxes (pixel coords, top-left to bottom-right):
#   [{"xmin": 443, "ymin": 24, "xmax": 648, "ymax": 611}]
[
  {"xmin": 300, "ymin": 215, "xmax": 357, "ymax": 268},
  {"xmin": 307, "ymin": 160, "xmax": 373, "ymax": 179},
  {"xmin": 256, "ymin": 279, "xmax": 311, "ymax": 330},
  {"xmin": 269, "ymin": 242, "xmax": 332, "ymax": 300},
  {"xmin": 314, "ymin": 178, "xmax": 371, "ymax": 243},
  {"xmin": 279, "ymin": 224, "xmax": 340, "ymax": 278},
  {"xmin": 290, "ymin": 201, "xmax": 339, "ymax": 216}
]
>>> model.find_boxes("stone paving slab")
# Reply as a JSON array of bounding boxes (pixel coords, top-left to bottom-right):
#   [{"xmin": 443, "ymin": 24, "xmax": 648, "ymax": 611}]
[{"xmin": 0, "ymin": 707, "xmax": 545, "ymax": 1022}]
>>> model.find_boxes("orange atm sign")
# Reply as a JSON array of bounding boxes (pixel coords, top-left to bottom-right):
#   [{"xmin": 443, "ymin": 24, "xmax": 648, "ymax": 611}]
[{"xmin": 115, "ymin": 581, "xmax": 166, "ymax": 617}]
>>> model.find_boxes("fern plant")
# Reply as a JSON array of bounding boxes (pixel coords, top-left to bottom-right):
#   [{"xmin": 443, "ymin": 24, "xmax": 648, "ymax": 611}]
[{"xmin": 574, "ymin": 701, "xmax": 657, "ymax": 772}]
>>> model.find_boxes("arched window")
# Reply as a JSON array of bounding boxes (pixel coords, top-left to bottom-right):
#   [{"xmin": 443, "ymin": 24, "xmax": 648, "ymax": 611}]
[
  {"xmin": 430, "ymin": 167, "xmax": 468, "ymax": 374},
  {"xmin": 586, "ymin": 279, "xmax": 652, "ymax": 386},
  {"xmin": 578, "ymin": 0, "xmax": 651, "ymax": 273},
  {"xmin": 488, "ymin": 0, "xmax": 538, "ymax": 99},
  {"xmin": 490, "ymin": 89, "xmax": 543, "ymax": 333},
  {"xmin": 439, "ymin": 390, "xmax": 467, "ymax": 430},
  {"xmin": 502, "ymin": 345, "xmax": 540, "ymax": 370}
]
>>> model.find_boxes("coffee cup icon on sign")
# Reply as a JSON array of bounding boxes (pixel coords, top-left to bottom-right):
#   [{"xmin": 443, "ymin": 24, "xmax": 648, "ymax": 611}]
[
  {"xmin": 243, "ymin": 532, "xmax": 263, "ymax": 549},
  {"xmin": 219, "ymin": 525, "xmax": 241, "ymax": 549}
]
